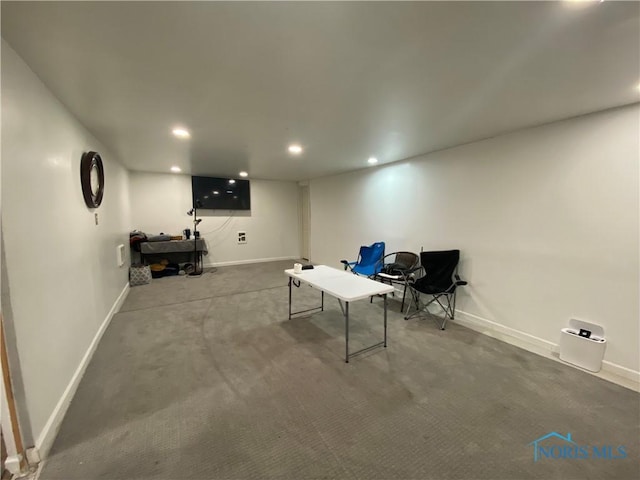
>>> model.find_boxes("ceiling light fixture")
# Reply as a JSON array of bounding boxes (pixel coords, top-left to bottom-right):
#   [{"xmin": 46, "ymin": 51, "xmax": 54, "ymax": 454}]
[
  {"xmin": 288, "ymin": 144, "xmax": 303, "ymax": 155},
  {"xmin": 170, "ymin": 166, "xmax": 182, "ymax": 173},
  {"xmin": 368, "ymin": 157, "xmax": 378, "ymax": 165},
  {"xmin": 228, "ymin": 179, "xmax": 236, "ymax": 184},
  {"xmin": 172, "ymin": 127, "xmax": 191, "ymax": 138},
  {"xmin": 239, "ymin": 171, "xmax": 248, "ymax": 178}
]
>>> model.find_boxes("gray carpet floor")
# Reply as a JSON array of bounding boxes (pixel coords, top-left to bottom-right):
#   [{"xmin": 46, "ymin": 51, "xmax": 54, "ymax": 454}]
[{"xmin": 40, "ymin": 260, "xmax": 639, "ymax": 480}]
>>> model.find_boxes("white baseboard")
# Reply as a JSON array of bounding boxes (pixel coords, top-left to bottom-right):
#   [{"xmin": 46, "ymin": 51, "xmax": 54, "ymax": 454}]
[
  {"xmin": 454, "ymin": 309, "xmax": 640, "ymax": 392},
  {"xmin": 600, "ymin": 360, "xmax": 640, "ymax": 385},
  {"xmin": 204, "ymin": 256, "xmax": 298, "ymax": 268},
  {"xmin": 34, "ymin": 283, "xmax": 130, "ymax": 459}
]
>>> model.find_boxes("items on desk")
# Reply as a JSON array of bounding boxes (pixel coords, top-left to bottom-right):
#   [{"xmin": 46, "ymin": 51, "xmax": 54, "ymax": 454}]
[
  {"xmin": 293, "ymin": 263, "xmax": 314, "ymax": 274},
  {"xmin": 129, "ymin": 230, "xmax": 148, "ymax": 252},
  {"xmin": 148, "ymin": 234, "xmax": 172, "ymax": 242}
]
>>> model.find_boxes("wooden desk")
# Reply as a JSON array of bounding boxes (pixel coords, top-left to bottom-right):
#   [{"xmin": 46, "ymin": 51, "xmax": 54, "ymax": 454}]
[{"xmin": 140, "ymin": 239, "xmax": 207, "ymax": 268}]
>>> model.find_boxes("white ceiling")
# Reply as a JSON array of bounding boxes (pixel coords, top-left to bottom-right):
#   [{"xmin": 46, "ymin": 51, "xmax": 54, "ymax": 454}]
[{"xmin": 2, "ymin": 1, "xmax": 639, "ymax": 181}]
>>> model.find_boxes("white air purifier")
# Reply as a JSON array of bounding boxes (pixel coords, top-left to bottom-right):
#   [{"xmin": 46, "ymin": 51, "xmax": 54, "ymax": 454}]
[{"xmin": 559, "ymin": 319, "xmax": 606, "ymax": 372}]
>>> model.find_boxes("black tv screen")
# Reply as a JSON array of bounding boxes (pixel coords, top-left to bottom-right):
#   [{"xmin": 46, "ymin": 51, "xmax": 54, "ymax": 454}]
[{"xmin": 192, "ymin": 176, "xmax": 251, "ymax": 210}]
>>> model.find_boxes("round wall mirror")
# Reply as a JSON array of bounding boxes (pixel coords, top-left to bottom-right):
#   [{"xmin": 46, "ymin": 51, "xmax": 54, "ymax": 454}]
[{"xmin": 80, "ymin": 151, "xmax": 105, "ymax": 208}]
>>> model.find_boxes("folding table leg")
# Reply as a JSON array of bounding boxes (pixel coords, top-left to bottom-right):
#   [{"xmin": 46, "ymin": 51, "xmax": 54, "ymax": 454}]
[
  {"xmin": 288, "ymin": 277, "xmax": 292, "ymax": 320},
  {"xmin": 288, "ymin": 280, "xmax": 322, "ymax": 318},
  {"xmin": 384, "ymin": 294, "xmax": 388, "ymax": 347},
  {"xmin": 345, "ymin": 296, "xmax": 388, "ymax": 363},
  {"xmin": 345, "ymin": 302, "xmax": 350, "ymax": 363}
]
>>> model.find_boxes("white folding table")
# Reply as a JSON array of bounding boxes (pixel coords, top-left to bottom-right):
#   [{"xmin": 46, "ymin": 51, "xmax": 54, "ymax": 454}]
[{"xmin": 285, "ymin": 265, "xmax": 394, "ymax": 362}]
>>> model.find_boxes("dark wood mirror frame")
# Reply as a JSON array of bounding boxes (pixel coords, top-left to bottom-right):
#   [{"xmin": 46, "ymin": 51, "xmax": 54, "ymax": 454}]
[{"xmin": 80, "ymin": 151, "xmax": 104, "ymax": 208}]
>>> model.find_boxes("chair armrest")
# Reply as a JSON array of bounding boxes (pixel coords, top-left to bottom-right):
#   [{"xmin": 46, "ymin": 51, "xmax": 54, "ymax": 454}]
[
  {"xmin": 406, "ymin": 266, "xmax": 425, "ymax": 281},
  {"xmin": 376, "ymin": 272, "xmax": 402, "ymax": 280},
  {"xmin": 340, "ymin": 260, "xmax": 356, "ymax": 271},
  {"xmin": 454, "ymin": 274, "xmax": 468, "ymax": 286},
  {"xmin": 380, "ymin": 267, "xmax": 418, "ymax": 282}
]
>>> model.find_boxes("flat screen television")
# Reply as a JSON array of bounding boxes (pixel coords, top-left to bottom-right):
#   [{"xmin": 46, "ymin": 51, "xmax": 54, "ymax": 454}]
[{"xmin": 192, "ymin": 176, "xmax": 251, "ymax": 210}]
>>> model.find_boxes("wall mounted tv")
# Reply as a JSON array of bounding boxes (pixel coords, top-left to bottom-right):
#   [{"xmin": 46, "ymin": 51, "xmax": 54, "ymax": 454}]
[{"xmin": 192, "ymin": 176, "xmax": 251, "ymax": 210}]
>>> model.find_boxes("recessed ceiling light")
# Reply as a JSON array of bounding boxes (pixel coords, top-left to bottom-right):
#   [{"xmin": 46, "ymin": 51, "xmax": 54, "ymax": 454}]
[
  {"xmin": 368, "ymin": 157, "xmax": 378, "ymax": 165},
  {"xmin": 288, "ymin": 144, "xmax": 303, "ymax": 155},
  {"xmin": 172, "ymin": 128, "xmax": 190, "ymax": 138},
  {"xmin": 228, "ymin": 179, "xmax": 236, "ymax": 184},
  {"xmin": 213, "ymin": 191, "xmax": 219, "ymax": 195},
  {"xmin": 170, "ymin": 166, "xmax": 182, "ymax": 173},
  {"xmin": 239, "ymin": 171, "xmax": 248, "ymax": 177}
]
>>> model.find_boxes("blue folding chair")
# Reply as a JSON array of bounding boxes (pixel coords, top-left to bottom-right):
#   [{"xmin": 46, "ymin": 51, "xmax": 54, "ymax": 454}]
[{"xmin": 340, "ymin": 242, "xmax": 386, "ymax": 277}]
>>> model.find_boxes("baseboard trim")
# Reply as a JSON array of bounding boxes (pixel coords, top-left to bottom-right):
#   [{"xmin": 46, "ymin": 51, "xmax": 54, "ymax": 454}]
[
  {"xmin": 600, "ymin": 360, "xmax": 640, "ymax": 385},
  {"xmin": 204, "ymin": 256, "xmax": 298, "ymax": 268},
  {"xmin": 454, "ymin": 309, "xmax": 640, "ymax": 392},
  {"xmin": 34, "ymin": 282, "xmax": 130, "ymax": 459}
]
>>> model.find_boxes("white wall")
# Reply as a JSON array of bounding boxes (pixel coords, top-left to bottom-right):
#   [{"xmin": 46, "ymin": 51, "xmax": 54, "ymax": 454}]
[
  {"xmin": 310, "ymin": 104, "xmax": 639, "ymax": 376},
  {"xmin": 1, "ymin": 41, "xmax": 131, "ymax": 454},
  {"xmin": 129, "ymin": 172, "xmax": 300, "ymax": 265}
]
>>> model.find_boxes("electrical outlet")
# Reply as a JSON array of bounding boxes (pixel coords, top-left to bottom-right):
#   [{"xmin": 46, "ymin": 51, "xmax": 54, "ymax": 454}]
[
  {"xmin": 237, "ymin": 231, "xmax": 247, "ymax": 244},
  {"xmin": 95, "ymin": 213, "xmax": 99, "ymax": 225}
]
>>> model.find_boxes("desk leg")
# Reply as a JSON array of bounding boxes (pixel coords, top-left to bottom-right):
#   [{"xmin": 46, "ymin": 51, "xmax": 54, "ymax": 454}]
[
  {"xmin": 345, "ymin": 301, "xmax": 350, "ymax": 363},
  {"xmin": 288, "ymin": 278, "xmax": 292, "ymax": 320},
  {"xmin": 345, "ymin": 295, "xmax": 387, "ymax": 362},
  {"xmin": 384, "ymin": 294, "xmax": 388, "ymax": 347},
  {"xmin": 288, "ymin": 281, "xmax": 324, "ymax": 319}
]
